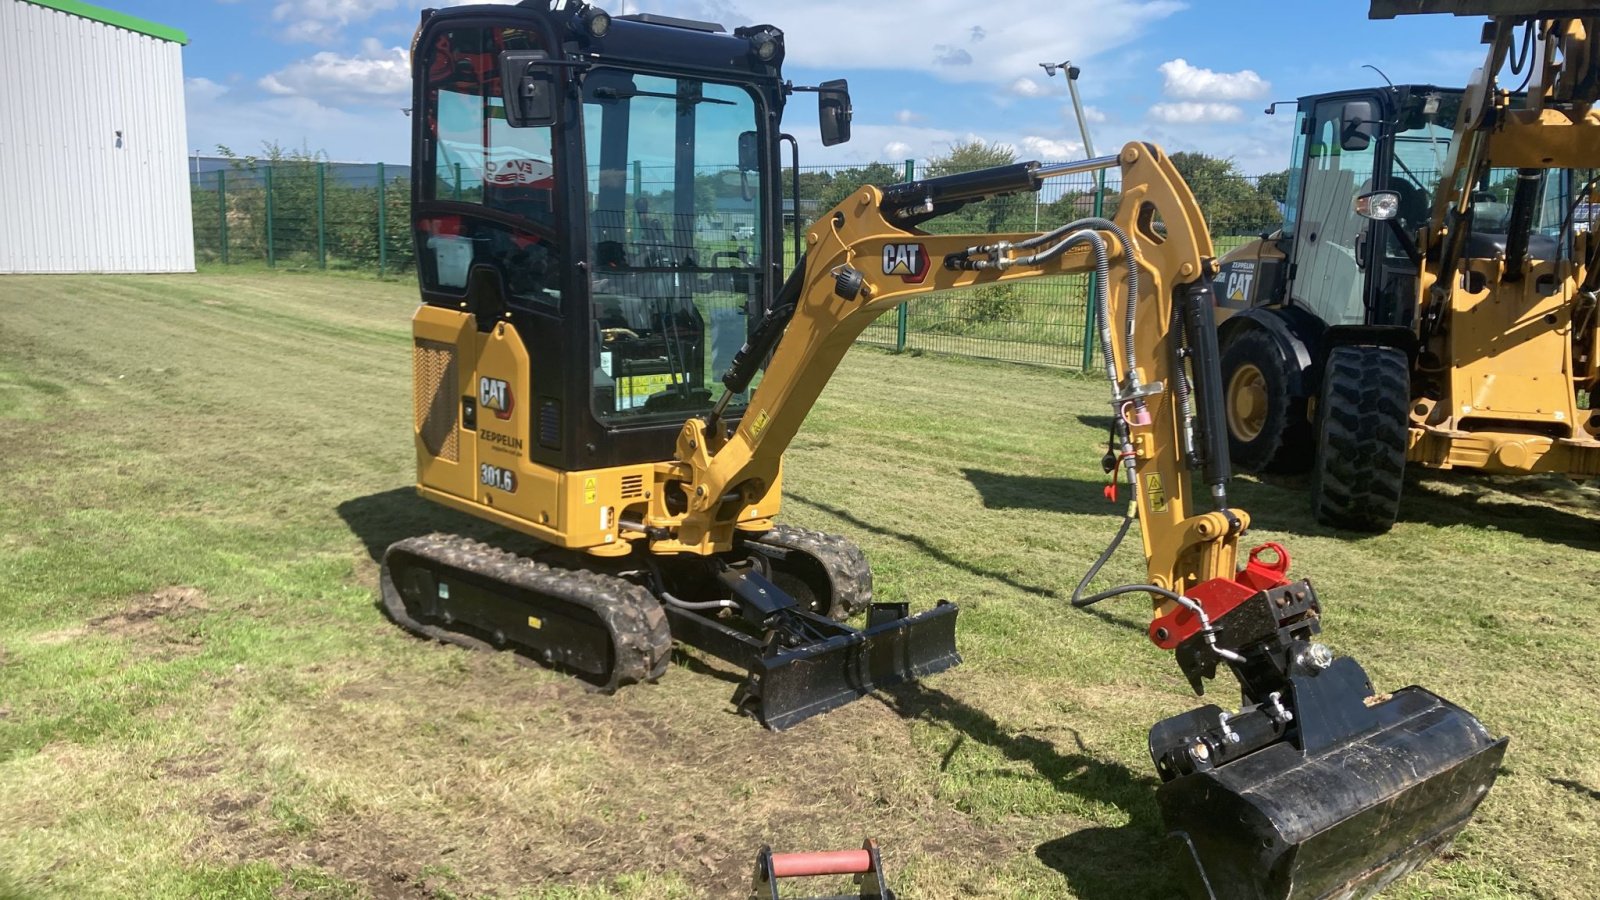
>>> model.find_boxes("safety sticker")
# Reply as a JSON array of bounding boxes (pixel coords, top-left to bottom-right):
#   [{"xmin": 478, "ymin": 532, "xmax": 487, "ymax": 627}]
[
  {"xmin": 583, "ymin": 476, "xmax": 598, "ymax": 505},
  {"xmin": 1145, "ymin": 473, "xmax": 1168, "ymax": 513}
]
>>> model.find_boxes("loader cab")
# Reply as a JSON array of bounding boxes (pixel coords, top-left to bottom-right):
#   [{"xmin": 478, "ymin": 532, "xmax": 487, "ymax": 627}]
[
  {"xmin": 1240, "ymin": 86, "xmax": 1458, "ymax": 330},
  {"xmin": 409, "ymin": 3, "xmax": 849, "ymax": 473}
]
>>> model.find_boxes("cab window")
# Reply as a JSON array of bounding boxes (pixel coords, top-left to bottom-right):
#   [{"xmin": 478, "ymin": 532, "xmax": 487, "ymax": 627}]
[{"xmin": 418, "ymin": 27, "xmax": 562, "ymax": 308}]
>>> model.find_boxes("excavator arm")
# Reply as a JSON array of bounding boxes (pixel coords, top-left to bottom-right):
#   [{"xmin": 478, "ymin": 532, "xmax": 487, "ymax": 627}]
[
  {"xmin": 669, "ymin": 142, "xmax": 1507, "ymax": 899},
  {"xmin": 667, "ymin": 144, "xmax": 1244, "ymax": 597}
]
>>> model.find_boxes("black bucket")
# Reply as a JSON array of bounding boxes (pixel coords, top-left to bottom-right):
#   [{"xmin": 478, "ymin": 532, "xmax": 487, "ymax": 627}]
[{"xmin": 1157, "ymin": 683, "xmax": 1506, "ymax": 899}]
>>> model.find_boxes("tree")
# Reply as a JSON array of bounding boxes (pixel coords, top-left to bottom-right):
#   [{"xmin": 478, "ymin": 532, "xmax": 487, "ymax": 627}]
[
  {"xmin": 1255, "ymin": 169, "xmax": 1291, "ymax": 205},
  {"xmin": 1169, "ymin": 152, "xmax": 1282, "ymax": 235},
  {"xmin": 924, "ymin": 139, "xmax": 1017, "ymax": 178},
  {"xmin": 922, "ymin": 139, "xmax": 1029, "ymax": 234}
]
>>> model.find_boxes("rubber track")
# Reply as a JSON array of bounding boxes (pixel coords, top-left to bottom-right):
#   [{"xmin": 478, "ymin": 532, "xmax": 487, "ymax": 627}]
[
  {"xmin": 748, "ymin": 524, "xmax": 873, "ymax": 620},
  {"xmin": 380, "ymin": 533, "xmax": 672, "ymax": 691},
  {"xmin": 1310, "ymin": 345, "xmax": 1409, "ymax": 532}
]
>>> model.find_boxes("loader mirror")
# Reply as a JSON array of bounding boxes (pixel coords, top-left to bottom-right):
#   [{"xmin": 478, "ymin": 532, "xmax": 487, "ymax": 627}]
[
  {"xmin": 1340, "ymin": 99, "xmax": 1377, "ymax": 152},
  {"xmin": 738, "ymin": 131, "xmax": 760, "ymax": 172},
  {"xmin": 818, "ymin": 79, "xmax": 852, "ymax": 146},
  {"xmin": 500, "ymin": 50, "xmax": 557, "ymax": 129}
]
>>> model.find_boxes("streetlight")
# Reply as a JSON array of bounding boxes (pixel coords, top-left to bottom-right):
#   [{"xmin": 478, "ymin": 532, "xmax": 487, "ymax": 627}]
[{"xmin": 1040, "ymin": 60, "xmax": 1106, "ymax": 371}]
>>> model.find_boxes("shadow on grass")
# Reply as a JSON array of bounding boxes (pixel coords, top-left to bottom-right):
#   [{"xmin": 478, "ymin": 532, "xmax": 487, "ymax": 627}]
[
  {"xmin": 335, "ymin": 486, "xmax": 547, "ymax": 564},
  {"xmin": 878, "ymin": 683, "xmax": 1174, "ymax": 899},
  {"xmin": 787, "ymin": 491, "xmax": 1141, "ymax": 637},
  {"xmin": 961, "ymin": 468, "xmax": 1115, "ymax": 517},
  {"xmin": 786, "ymin": 492, "xmax": 1067, "ymax": 599},
  {"xmin": 1551, "ymin": 777, "xmax": 1600, "ymax": 803}
]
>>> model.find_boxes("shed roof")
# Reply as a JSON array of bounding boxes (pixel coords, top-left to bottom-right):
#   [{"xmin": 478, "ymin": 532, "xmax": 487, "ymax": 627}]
[{"xmin": 21, "ymin": 0, "xmax": 188, "ymax": 45}]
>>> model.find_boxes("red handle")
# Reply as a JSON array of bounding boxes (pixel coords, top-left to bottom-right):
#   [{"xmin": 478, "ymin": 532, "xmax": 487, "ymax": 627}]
[{"xmin": 770, "ymin": 849, "xmax": 872, "ymax": 878}]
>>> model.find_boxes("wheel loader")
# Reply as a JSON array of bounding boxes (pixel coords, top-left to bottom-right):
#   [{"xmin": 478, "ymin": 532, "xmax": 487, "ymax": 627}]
[
  {"xmin": 385, "ymin": 2, "xmax": 1505, "ymax": 895},
  {"xmin": 1213, "ymin": 1, "xmax": 1600, "ymax": 531}
]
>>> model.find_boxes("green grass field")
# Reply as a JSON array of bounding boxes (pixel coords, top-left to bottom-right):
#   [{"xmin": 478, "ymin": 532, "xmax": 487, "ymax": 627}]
[{"xmin": 1, "ymin": 272, "xmax": 1597, "ymax": 899}]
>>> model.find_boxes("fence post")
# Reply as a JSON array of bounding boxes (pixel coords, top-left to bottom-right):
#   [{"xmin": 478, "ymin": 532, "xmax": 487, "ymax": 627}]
[
  {"xmin": 264, "ymin": 166, "xmax": 276, "ymax": 268},
  {"xmin": 316, "ymin": 162, "xmax": 328, "ymax": 269},
  {"xmin": 217, "ymin": 170, "xmax": 229, "ymax": 265},
  {"xmin": 454, "ymin": 163, "xmax": 463, "ymax": 201},
  {"xmin": 895, "ymin": 158, "xmax": 914, "ymax": 353},
  {"xmin": 377, "ymin": 162, "xmax": 387, "ymax": 277},
  {"xmin": 1079, "ymin": 180, "xmax": 1105, "ymax": 372}
]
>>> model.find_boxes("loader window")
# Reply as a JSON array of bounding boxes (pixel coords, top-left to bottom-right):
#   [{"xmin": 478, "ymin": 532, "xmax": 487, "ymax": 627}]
[
  {"xmin": 1291, "ymin": 101, "xmax": 1378, "ymax": 326},
  {"xmin": 581, "ymin": 68, "xmax": 766, "ymax": 424},
  {"xmin": 418, "ymin": 27, "xmax": 563, "ymax": 306}
]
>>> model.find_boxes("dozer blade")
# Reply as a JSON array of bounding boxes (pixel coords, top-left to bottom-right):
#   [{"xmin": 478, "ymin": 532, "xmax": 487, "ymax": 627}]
[
  {"xmin": 666, "ymin": 600, "xmax": 960, "ymax": 731},
  {"xmin": 753, "ymin": 601, "xmax": 961, "ymax": 730},
  {"xmin": 1155, "ymin": 680, "xmax": 1507, "ymax": 900}
]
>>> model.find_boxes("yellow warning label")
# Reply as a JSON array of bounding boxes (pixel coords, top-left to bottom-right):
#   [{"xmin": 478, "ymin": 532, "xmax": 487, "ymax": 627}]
[
  {"xmin": 750, "ymin": 410, "xmax": 770, "ymax": 442},
  {"xmin": 1146, "ymin": 473, "xmax": 1168, "ymax": 513},
  {"xmin": 616, "ymin": 373, "xmax": 683, "ymax": 410},
  {"xmin": 527, "ymin": 615, "xmax": 543, "ymax": 630},
  {"xmin": 583, "ymin": 476, "xmax": 597, "ymax": 505}
]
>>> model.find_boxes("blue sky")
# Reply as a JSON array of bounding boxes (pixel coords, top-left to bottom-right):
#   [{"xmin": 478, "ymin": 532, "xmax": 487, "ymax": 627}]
[{"xmin": 121, "ymin": 0, "xmax": 1488, "ymax": 174}]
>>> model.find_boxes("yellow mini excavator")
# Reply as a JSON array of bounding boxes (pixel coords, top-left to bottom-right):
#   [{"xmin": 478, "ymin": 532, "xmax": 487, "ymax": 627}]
[{"xmin": 386, "ymin": 2, "xmax": 1505, "ymax": 896}]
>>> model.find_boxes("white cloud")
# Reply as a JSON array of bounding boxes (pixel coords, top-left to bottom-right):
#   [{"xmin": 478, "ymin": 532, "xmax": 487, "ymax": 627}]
[
  {"xmin": 1082, "ymin": 105, "xmax": 1108, "ymax": 124},
  {"xmin": 1157, "ymin": 58, "xmax": 1269, "ymax": 101},
  {"xmin": 271, "ymin": 0, "xmax": 402, "ymax": 43},
  {"xmin": 895, "ymin": 109, "xmax": 924, "ymax": 125},
  {"xmin": 258, "ymin": 40, "xmax": 411, "ymax": 102},
  {"xmin": 186, "ymin": 77, "xmax": 228, "ymax": 104},
  {"xmin": 1149, "ymin": 102, "xmax": 1246, "ymax": 124},
  {"xmin": 882, "ymin": 140, "xmax": 914, "ymax": 159},
  {"xmin": 1011, "ymin": 77, "xmax": 1047, "ymax": 98},
  {"xmin": 1017, "ymin": 135, "xmax": 1084, "ymax": 160},
  {"xmin": 655, "ymin": 0, "xmax": 1184, "ymax": 86},
  {"xmin": 183, "ymin": 76, "xmax": 410, "ymax": 162}
]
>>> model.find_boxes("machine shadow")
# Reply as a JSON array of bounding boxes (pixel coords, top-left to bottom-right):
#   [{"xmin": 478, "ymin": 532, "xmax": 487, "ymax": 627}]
[
  {"xmin": 335, "ymin": 486, "xmax": 550, "ymax": 565},
  {"xmin": 960, "ymin": 468, "xmax": 1115, "ymax": 517},
  {"xmin": 877, "ymin": 683, "xmax": 1175, "ymax": 899},
  {"xmin": 1551, "ymin": 777, "xmax": 1600, "ymax": 803},
  {"xmin": 785, "ymin": 492, "xmax": 1068, "ymax": 600}
]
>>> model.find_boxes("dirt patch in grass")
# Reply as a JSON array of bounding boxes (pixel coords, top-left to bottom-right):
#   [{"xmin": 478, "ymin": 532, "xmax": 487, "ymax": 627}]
[
  {"xmin": 30, "ymin": 586, "xmax": 210, "ymax": 649},
  {"xmin": 88, "ymin": 586, "xmax": 210, "ymax": 636}
]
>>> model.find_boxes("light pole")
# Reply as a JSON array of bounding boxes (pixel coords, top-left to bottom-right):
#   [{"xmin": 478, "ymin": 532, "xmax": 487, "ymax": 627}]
[{"xmin": 1041, "ymin": 60, "xmax": 1106, "ymax": 370}]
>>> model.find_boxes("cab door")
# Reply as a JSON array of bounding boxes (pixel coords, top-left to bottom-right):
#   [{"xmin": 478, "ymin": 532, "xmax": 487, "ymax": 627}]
[
  {"xmin": 413, "ymin": 20, "xmax": 569, "ymax": 521},
  {"xmin": 1289, "ymin": 94, "xmax": 1382, "ymax": 327}
]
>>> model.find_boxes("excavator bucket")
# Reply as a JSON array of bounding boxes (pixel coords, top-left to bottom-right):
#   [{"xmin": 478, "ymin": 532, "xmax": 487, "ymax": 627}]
[{"xmin": 1151, "ymin": 665, "xmax": 1506, "ymax": 900}]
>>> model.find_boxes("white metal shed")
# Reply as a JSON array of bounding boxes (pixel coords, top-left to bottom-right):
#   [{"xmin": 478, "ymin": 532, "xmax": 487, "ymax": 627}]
[{"xmin": 0, "ymin": 0, "xmax": 194, "ymax": 273}]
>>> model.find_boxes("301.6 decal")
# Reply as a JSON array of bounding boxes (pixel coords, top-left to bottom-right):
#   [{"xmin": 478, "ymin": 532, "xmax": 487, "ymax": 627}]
[{"xmin": 480, "ymin": 463, "xmax": 517, "ymax": 493}]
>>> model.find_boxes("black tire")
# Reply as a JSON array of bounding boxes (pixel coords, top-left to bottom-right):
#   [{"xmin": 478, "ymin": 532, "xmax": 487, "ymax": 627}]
[
  {"xmin": 1309, "ymin": 345, "xmax": 1409, "ymax": 532},
  {"xmin": 1219, "ymin": 330, "xmax": 1311, "ymax": 473}
]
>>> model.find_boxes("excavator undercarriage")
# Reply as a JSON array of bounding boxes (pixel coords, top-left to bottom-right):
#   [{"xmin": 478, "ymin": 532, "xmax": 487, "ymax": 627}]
[{"xmin": 382, "ymin": 526, "xmax": 959, "ymax": 729}]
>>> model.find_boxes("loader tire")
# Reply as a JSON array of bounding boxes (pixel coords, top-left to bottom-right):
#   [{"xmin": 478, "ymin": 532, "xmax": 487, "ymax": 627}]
[
  {"xmin": 1309, "ymin": 345, "xmax": 1408, "ymax": 533},
  {"xmin": 1220, "ymin": 330, "xmax": 1311, "ymax": 473}
]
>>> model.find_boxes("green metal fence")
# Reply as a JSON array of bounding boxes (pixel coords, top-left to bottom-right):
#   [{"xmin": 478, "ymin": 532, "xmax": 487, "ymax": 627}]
[{"xmin": 190, "ymin": 157, "xmax": 1281, "ymax": 372}]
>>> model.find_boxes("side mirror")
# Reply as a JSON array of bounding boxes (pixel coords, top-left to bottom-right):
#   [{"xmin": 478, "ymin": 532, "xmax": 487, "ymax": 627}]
[
  {"xmin": 1354, "ymin": 190, "xmax": 1399, "ymax": 221},
  {"xmin": 500, "ymin": 50, "xmax": 556, "ymax": 128},
  {"xmin": 1340, "ymin": 99, "xmax": 1377, "ymax": 152},
  {"xmin": 818, "ymin": 79, "xmax": 852, "ymax": 147},
  {"xmin": 738, "ymin": 131, "xmax": 760, "ymax": 173}
]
